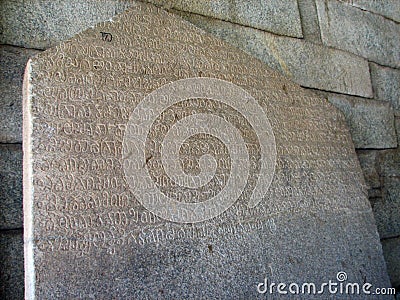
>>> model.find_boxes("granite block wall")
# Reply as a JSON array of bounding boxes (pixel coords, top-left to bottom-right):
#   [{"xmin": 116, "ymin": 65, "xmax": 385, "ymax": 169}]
[{"xmin": 0, "ymin": 0, "xmax": 398, "ymax": 298}]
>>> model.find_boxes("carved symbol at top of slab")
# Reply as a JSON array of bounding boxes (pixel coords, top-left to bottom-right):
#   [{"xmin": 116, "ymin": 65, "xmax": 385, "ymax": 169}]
[{"xmin": 123, "ymin": 77, "xmax": 276, "ymax": 223}]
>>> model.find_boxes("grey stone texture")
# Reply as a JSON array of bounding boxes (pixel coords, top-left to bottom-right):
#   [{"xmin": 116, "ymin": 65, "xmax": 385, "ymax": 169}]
[
  {"xmin": 370, "ymin": 63, "xmax": 400, "ymax": 116},
  {"xmin": 0, "ymin": 0, "xmax": 133, "ymax": 49},
  {"xmin": 349, "ymin": 0, "xmax": 400, "ymax": 23},
  {"xmin": 382, "ymin": 237, "xmax": 400, "ymax": 290},
  {"xmin": 320, "ymin": 92, "xmax": 397, "ymax": 149},
  {"xmin": 0, "ymin": 0, "xmax": 396, "ymax": 296},
  {"xmin": 355, "ymin": 149, "xmax": 382, "ymax": 199},
  {"xmin": 396, "ymin": 117, "xmax": 400, "ymax": 142},
  {"xmin": 23, "ymin": 1, "xmax": 390, "ymax": 298},
  {"xmin": 297, "ymin": 0, "xmax": 322, "ymax": 43},
  {"xmin": 378, "ymin": 149, "xmax": 400, "ymax": 178},
  {"xmin": 372, "ymin": 176, "xmax": 400, "ymax": 239},
  {"xmin": 177, "ymin": 11, "xmax": 373, "ymax": 98},
  {"xmin": 0, "ymin": 231, "xmax": 24, "ymax": 300},
  {"xmin": 356, "ymin": 150, "xmax": 380, "ymax": 189},
  {"xmin": 148, "ymin": 0, "xmax": 303, "ymax": 38},
  {"xmin": 316, "ymin": 0, "xmax": 400, "ymax": 68},
  {"xmin": 0, "ymin": 144, "xmax": 23, "ymax": 230},
  {"xmin": 0, "ymin": 45, "xmax": 41, "ymax": 143}
]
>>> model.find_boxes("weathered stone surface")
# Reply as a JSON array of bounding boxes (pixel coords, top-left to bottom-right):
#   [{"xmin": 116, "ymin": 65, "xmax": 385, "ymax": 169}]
[
  {"xmin": 396, "ymin": 117, "xmax": 400, "ymax": 142},
  {"xmin": 378, "ymin": 149, "xmax": 400, "ymax": 178},
  {"xmin": 0, "ymin": 144, "xmax": 23, "ymax": 230},
  {"xmin": 23, "ymin": 2, "xmax": 390, "ymax": 298},
  {"xmin": 0, "ymin": 0, "xmax": 133, "ymax": 49},
  {"xmin": 372, "ymin": 177, "xmax": 400, "ymax": 239},
  {"xmin": 297, "ymin": 0, "xmax": 322, "ymax": 43},
  {"xmin": 382, "ymin": 237, "xmax": 400, "ymax": 290},
  {"xmin": 349, "ymin": 0, "xmax": 400, "ymax": 23},
  {"xmin": 354, "ymin": 151, "xmax": 381, "ymax": 199},
  {"xmin": 316, "ymin": 0, "xmax": 400, "ymax": 68},
  {"xmin": 177, "ymin": 11, "xmax": 372, "ymax": 98},
  {"xmin": 356, "ymin": 150, "xmax": 380, "ymax": 189},
  {"xmin": 0, "ymin": 231, "xmax": 24, "ymax": 300},
  {"xmin": 148, "ymin": 0, "xmax": 302, "ymax": 38},
  {"xmin": 320, "ymin": 92, "xmax": 397, "ymax": 149},
  {"xmin": 370, "ymin": 63, "xmax": 400, "ymax": 116},
  {"xmin": 375, "ymin": 148, "xmax": 400, "ymax": 240},
  {"xmin": 0, "ymin": 46, "xmax": 41, "ymax": 143}
]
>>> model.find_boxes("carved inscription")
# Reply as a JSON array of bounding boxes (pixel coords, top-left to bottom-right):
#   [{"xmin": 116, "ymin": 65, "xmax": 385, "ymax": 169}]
[
  {"xmin": 26, "ymin": 2, "xmax": 369, "ymax": 259},
  {"xmin": 123, "ymin": 78, "xmax": 276, "ymax": 223},
  {"xmin": 22, "ymin": 3, "xmax": 392, "ymax": 299},
  {"xmin": 100, "ymin": 31, "xmax": 113, "ymax": 42}
]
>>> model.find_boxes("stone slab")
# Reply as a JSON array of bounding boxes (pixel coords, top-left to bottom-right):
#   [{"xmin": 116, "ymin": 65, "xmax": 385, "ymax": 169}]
[
  {"xmin": 0, "ymin": 230, "xmax": 24, "ymax": 300},
  {"xmin": 0, "ymin": 45, "xmax": 41, "ymax": 143},
  {"xmin": 370, "ymin": 63, "xmax": 400, "ymax": 116},
  {"xmin": 0, "ymin": 0, "xmax": 133, "ymax": 49},
  {"xmin": 148, "ymin": 0, "xmax": 303, "ymax": 38},
  {"xmin": 23, "ymin": 1, "xmax": 390, "ymax": 298},
  {"xmin": 176, "ymin": 11, "xmax": 372, "ymax": 98},
  {"xmin": 319, "ymin": 92, "xmax": 397, "ymax": 149},
  {"xmin": 347, "ymin": 0, "xmax": 400, "ymax": 23},
  {"xmin": 382, "ymin": 237, "xmax": 400, "ymax": 290},
  {"xmin": 372, "ymin": 177, "xmax": 400, "ymax": 239},
  {"xmin": 316, "ymin": 0, "xmax": 400, "ymax": 68},
  {"xmin": 0, "ymin": 144, "xmax": 23, "ymax": 230}
]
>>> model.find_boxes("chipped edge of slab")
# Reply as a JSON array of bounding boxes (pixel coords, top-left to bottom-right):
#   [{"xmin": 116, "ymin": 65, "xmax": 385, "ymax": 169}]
[{"xmin": 23, "ymin": 59, "xmax": 35, "ymax": 300}]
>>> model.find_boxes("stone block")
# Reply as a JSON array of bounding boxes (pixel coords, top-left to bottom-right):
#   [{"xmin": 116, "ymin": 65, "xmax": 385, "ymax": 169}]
[
  {"xmin": 372, "ymin": 177, "xmax": 400, "ymax": 239},
  {"xmin": 321, "ymin": 93, "xmax": 397, "ymax": 149},
  {"xmin": 0, "ymin": 144, "xmax": 23, "ymax": 230},
  {"xmin": 382, "ymin": 237, "xmax": 400, "ymax": 289},
  {"xmin": 0, "ymin": 45, "xmax": 41, "ymax": 143},
  {"xmin": 348, "ymin": 0, "xmax": 400, "ymax": 23},
  {"xmin": 370, "ymin": 63, "xmax": 400, "ymax": 116},
  {"xmin": 396, "ymin": 117, "xmax": 400, "ymax": 143},
  {"xmin": 356, "ymin": 150, "xmax": 380, "ymax": 189},
  {"xmin": 316, "ymin": 0, "xmax": 400, "ymax": 68},
  {"xmin": 297, "ymin": 0, "xmax": 322, "ymax": 43},
  {"xmin": 177, "ymin": 12, "xmax": 372, "ymax": 98},
  {"xmin": 378, "ymin": 149, "xmax": 400, "ymax": 178},
  {"xmin": 149, "ymin": 0, "xmax": 303, "ymax": 37},
  {"xmin": 0, "ymin": 0, "xmax": 133, "ymax": 49},
  {"xmin": 0, "ymin": 231, "xmax": 24, "ymax": 300}
]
